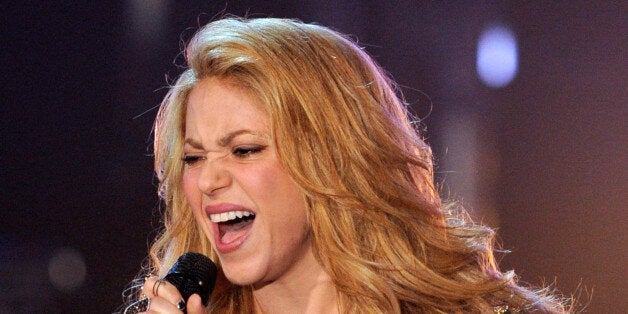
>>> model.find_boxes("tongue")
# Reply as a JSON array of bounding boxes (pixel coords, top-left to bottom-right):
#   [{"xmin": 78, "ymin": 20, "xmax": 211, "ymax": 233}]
[{"xmin": 219, "ymin": 219, "xmax": 254, "ymax": 244}]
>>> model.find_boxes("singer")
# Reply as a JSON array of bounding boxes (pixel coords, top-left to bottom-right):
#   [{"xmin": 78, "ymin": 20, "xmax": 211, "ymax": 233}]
[{"xmin": 122, "ymin": 17, "xmax": 570, "ymax": 313}]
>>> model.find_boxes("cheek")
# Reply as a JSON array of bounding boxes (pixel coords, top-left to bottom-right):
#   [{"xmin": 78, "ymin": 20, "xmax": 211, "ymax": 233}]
[{"xmin": 253, "ymin": 164, "xmax": 308, "ymax": 222}]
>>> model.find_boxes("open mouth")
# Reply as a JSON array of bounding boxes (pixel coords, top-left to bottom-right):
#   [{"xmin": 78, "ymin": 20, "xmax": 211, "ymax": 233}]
[{"xmin": 210, "ymin": 211, "xmax": 256, "ymax": 243}]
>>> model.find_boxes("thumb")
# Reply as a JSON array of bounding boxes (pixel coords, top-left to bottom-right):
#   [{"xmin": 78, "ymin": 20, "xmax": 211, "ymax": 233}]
[{"xmin": 186, "ymin": 294, "xmax": 206, "ymax": 314}]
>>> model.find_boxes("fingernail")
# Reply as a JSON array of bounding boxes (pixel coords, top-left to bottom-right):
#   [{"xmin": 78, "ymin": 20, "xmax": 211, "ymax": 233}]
[{"xmin": 177, "ymin": 299, "xmax": 186, "ymax": 311}]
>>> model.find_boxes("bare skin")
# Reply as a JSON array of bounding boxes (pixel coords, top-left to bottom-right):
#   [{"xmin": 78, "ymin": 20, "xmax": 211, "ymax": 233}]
[{"xmin": 138, "ymin": 77, "xmax": 339, "ymax": 313}]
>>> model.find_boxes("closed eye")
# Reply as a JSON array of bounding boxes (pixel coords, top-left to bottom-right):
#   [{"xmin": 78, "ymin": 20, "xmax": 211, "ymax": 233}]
[
  {"xmin": 233, "ymin": 145, "xmax": 265, "ymax": 158},
  {"xmin": 182, "ymin": 155, "xmax": 205, "ymax": 166}
]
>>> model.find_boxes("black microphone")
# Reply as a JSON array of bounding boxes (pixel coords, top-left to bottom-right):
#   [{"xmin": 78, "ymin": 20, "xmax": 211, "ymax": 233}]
[{"xmin": 164, "ymin": 252, "xmax": 218, "ymax": 307}]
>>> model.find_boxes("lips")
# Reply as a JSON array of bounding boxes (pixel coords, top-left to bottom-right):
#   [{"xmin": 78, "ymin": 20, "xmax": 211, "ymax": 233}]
[{"xmin": 205, "ymin": 203, "xmax": 255, "ymax": 253}]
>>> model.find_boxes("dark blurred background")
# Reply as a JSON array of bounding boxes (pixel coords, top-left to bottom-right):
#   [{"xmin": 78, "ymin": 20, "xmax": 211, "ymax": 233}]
[{"xmin": 1, "ymin": 1, "xmax": 625, "ymax": 313}]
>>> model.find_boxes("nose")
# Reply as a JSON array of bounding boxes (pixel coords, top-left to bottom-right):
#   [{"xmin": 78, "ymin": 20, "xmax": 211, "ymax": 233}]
[{"xmin": 197, "ymin": 158, "xmax": 232, "ymax": 196}]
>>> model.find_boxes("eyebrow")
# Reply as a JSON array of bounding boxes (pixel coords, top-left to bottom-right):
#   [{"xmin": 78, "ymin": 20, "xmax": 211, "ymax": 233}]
[{"xmin": 184, "ymin": 129, "xmax": 265, "ymax": 149}]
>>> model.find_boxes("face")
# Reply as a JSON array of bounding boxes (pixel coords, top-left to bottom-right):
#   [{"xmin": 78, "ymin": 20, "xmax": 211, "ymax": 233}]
[{"xmin": 182, "ymin": 77, "xmax": 315, "ymax": 287}]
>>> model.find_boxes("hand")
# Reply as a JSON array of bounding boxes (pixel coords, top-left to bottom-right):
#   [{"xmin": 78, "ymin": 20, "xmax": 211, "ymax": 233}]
[{"xmin": 140, "ymin": 276, "xmax": 206, "ymax": 313}]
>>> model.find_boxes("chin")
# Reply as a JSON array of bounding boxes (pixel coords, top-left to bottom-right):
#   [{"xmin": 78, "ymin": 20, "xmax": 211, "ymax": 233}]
[
  {"xmin": 221, "ymin": 262, "xmax": 266, "ymax": 286},
  {"xmin": 224, "ymin": 271, "xmax": 265, "ymax": 287}
]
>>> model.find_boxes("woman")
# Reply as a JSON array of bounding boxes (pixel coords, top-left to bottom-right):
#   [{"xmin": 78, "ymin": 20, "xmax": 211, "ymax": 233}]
[{"xmin": 123, "ymin": 17, "xmax": 569, "ymax": 313}]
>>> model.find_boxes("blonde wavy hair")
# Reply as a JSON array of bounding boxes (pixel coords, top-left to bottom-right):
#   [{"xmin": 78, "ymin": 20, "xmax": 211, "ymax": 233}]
[{"xmin": 135, "ymin": 17, "xmax": 569, "ymax": 313}]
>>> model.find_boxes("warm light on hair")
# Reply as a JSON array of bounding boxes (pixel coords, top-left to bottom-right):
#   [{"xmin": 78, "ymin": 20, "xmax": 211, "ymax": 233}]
[{"xmin": 143, "ymin": 17, "xmax": 569, "ymax": 313}]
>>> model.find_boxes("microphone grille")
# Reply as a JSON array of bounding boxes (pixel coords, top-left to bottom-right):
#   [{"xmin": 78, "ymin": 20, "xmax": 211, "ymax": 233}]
[{"xmin": 164, "ymin": 252, "xmax": 218, "ymax": 306}]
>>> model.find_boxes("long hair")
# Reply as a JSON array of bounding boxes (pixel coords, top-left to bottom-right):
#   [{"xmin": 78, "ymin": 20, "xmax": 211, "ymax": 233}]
[{"xmin": 141, "ymin": 17, "xmax": 569, "ymax": 313}]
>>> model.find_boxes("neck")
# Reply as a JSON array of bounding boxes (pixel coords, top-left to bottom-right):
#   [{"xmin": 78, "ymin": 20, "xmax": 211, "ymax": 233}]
[{"xmin": 252, "ymin": 248, "xmax": 338, "ymax": 314}]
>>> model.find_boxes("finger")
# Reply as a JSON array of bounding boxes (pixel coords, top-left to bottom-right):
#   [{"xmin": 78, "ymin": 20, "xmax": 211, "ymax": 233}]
[
  {"xmin": 185, "ymin": 294, "xmax": 205, "ymax": 314},
  {"xmin": 142, "ymin": 277, "xmax": 185, "ymax": 308}
]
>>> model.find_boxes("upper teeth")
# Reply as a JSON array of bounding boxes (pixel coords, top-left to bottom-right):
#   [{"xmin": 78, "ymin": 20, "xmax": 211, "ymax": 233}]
[{"xmin": 210, "ymin": 210, "xmax": 254, "ymax": 223}]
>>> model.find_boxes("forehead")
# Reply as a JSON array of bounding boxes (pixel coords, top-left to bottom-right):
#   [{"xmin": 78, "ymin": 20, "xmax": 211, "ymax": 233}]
[
  {"xmin": 185, "ymin": 77, "xmax": 269, "ymax": 134},
  {"xmin": 186, "ymin": 77, "xmax": 267, "ymax": 119}
]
